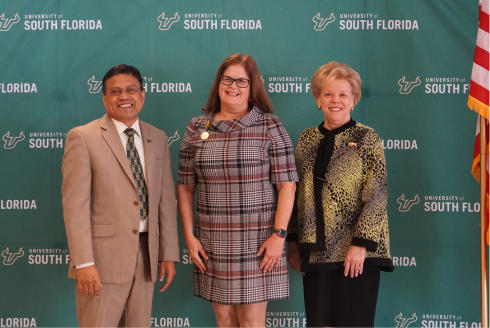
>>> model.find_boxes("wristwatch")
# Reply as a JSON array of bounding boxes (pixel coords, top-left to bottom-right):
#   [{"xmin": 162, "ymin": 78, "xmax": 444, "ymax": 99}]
[{"xmin": 274, "ymin": 228, "xmax": 287, "ymax": 238}]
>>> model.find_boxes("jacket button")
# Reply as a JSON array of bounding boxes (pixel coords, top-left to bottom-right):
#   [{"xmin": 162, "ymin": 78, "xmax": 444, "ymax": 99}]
[
  {"xmin": 132, "ymin": 229, "xmax": 138, "ymax": 234},
  {"xmin": 133, "ymin": 201, "xmax": 139, "ymax": 206}
]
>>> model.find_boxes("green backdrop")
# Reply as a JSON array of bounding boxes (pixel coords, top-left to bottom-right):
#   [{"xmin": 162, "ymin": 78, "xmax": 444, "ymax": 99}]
[{"xmin": 0, "ymin": 0, "xmax": 484, "ymax": 327}]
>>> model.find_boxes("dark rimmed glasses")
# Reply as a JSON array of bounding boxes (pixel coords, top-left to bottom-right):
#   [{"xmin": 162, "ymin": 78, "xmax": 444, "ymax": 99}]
[{"xmin": 220, "ymin": 75, "xmax": 251, "ymax": 88}]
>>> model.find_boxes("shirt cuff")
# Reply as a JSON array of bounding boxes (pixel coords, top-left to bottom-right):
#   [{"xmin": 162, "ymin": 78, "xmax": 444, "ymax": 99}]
[
  {"xmin": 76, "ymin": 262, "xmax": 95, "ymax": 269},
  {"xmin": 351, "ymin": 237, "xmax": 378, "ymax": 251}
]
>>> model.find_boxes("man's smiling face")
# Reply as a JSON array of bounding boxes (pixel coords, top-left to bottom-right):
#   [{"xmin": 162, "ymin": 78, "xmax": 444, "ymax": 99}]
[{"xmin": 103, "ymin": 73, "xmax": 145, "ymax": 126}]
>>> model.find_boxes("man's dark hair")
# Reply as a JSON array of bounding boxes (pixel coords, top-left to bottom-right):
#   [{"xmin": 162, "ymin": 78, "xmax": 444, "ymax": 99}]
[{"xmin": 102, "ymin": 64, "xmax": 144, "ymax": 94}]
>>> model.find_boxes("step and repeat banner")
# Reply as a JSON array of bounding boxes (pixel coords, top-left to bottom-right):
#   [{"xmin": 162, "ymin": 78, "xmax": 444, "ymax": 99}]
[{"xmin": 0, "ymin": 0, "xmax": 484, "ymax": 327}]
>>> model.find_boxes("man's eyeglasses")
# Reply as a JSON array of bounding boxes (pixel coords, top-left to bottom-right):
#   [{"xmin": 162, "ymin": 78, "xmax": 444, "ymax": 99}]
[
  {"xmin": 220, "ymin": 75, "xmax": 251, "ymax": 88},
  {"xmin": 108, "ymin": 87, "xmax": 141, "ymax": 96}
]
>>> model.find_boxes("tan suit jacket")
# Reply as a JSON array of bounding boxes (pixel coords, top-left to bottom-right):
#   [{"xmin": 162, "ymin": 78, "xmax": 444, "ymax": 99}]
[{"xmin": 62, "ymin": 114, "xmax": 179, "ymax": 284}]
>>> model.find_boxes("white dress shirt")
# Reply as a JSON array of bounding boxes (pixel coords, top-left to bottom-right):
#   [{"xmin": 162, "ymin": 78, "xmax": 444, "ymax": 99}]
[{"xmin": 75, "ymin": 117, "xmax": 148, "ymax": 270}]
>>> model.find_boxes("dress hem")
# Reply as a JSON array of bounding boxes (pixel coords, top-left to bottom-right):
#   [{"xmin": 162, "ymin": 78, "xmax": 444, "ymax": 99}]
[{"xmin": 194, "ymin": 294, "xmax": 290, "ymax": 305}]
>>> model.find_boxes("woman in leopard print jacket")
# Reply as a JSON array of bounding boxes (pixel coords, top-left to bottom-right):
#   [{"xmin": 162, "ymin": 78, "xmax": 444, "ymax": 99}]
[{"xmin": 287, "ymin": 61, "xmax": 394, "ymax": 328}]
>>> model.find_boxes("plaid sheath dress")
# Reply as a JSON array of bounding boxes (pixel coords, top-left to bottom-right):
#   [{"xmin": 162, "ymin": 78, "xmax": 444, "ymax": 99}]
[{"xmin": 177, "ymin": 107, "xmax": 298, "ymax": 305}]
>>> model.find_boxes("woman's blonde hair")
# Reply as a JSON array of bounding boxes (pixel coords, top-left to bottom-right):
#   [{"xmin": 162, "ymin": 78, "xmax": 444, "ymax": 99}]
[{"xmin": 311, "ymin": 61, "xmax": 362, "ymax": 106}]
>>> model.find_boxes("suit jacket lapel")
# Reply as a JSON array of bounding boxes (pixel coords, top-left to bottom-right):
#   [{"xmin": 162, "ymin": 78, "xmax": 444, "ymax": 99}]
[
  {"xmin": 101, "ymin": 114, "xmax": 137, "ymax": 190},
  {"xmin": 140, "ymin": 121, "xmax": 154, "ymax": 195}
]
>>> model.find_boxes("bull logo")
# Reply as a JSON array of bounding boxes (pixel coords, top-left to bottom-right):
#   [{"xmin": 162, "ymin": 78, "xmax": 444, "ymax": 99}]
[
  {"xmin": 167, "ymin": 131, "xmax": 180, "ymax": 146},
  {"xmin": 88, "ymin": 76, "xmax": 102, "ymax": 93},
  {"xmin": 157, "ymin": 12, "xmax": 180, "ymax": 30},
  {"xmin": 313, "ymin": 13, "xmax": 335, "ymax": 31},
  {"xmin": 2, "ymin": 131, "xmax": 25, "ymax": 149},
  {"xmin": 398, "ymin": 76, "xmax": 421, "ymax": 94},
  {"xmin": 397, "ymin": 194, "xmax": 420, "ymax": 212},
  {"xmin": 2, "ymin": 247, "xmax": 24, "ymax": 265},
  {"xmin": 395, "ymin": 313, "xmax": 418, "ymax": 328},
  {"xmin": 0, "ymin": 13, "xmax": 20, "ymax": 31}
]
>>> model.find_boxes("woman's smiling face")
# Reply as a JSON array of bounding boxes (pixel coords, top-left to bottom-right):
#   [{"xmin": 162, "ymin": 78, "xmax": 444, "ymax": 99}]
[
  {"xmin": 219, "ymin": 64, "xmax": 251, "ymax": 112},
  {"xmin": 316, "ymin": 78, "xmax": 354, "ymax": 130}
]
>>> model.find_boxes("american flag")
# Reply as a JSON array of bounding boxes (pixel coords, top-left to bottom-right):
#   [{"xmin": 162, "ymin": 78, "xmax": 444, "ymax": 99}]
[{"xmin": 469, "ymin": 0, "xmax": 489, "ymax": 243}]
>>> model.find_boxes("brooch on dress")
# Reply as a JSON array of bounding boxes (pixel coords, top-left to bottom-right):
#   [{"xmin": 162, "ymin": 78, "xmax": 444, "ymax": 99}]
[
  {"xmin": 348, "ymin": 142, "xmax": 357, "ymax": 147},
  {"xmin": 201, "ymin": 120, "xmax": 210, "ymax": 140}
]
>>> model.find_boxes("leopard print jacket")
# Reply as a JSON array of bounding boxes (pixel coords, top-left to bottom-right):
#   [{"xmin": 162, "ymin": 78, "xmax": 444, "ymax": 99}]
[{"xmin": 288, "ymin": 120, "xmax": 394, "ymax": 272}]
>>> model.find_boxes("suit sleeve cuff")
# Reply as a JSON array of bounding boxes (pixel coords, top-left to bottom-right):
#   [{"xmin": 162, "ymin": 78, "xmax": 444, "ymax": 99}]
[{"xmin": 75, "ymin": 262, "xmax": 95, "ymax": 269}]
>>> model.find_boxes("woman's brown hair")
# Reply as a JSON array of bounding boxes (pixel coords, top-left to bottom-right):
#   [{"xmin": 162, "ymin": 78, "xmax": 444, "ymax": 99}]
[{"xmin": 202, "ymin": 54, "xmax": 273, "ymax": 115}]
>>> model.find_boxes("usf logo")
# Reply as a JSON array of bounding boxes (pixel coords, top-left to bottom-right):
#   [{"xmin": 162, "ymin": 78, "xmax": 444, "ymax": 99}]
[
  {"xmin": 394, "ymin": 313, "xmax": 417, "ymax": 328},
  {"xmin": 397, "ymin": 194, "xmax": 420, "ymax": 212},
  {"xmin": 398, "ymin": 76, "xmax": 421, "ymax": 94},
  {"xmin": 2, "ymin": 247, "xmax": 24, "ymax": 265},
  {"xmin": 2, "ymin": 131, "xmax": 25, "ymax": 149},
  {"xmin": 88, "ymin": 76, "xmax": 102, "ymax": 93},
  {"xmin": 167, "ymin": 131, "xmax": 180, "ymax": 146},
  {"xmin": 157, "ymin": 12, "xmax": 180, "ymax": 30},
  {"xmin": 313, "ymin": 13, "xmax": 335, "ymax": 31},
  {"xmin": 0, "ymin": 13, "xmax": 20, "ymax": 31}
]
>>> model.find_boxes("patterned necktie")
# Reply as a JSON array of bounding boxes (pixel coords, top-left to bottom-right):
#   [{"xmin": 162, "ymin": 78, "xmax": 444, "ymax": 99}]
[{"xmin": 124, "ymin": 128, "xmax": 148, "ymax": 222}]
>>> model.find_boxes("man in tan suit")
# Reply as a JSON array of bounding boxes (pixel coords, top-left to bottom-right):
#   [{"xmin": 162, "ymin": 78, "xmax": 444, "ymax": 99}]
[{"xmin": 62, "ymin": 64, "xmax": 179, "ymax": 327}]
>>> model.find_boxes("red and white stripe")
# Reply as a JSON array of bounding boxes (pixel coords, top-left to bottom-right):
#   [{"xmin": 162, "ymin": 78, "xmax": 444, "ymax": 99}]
[
  {"xmin": 468, "ymin": 0, "xmax": 489, "ymax": 117},
  {"xmin": 470, "ymin": 0, "xmax": 489, "ymax": 243}
]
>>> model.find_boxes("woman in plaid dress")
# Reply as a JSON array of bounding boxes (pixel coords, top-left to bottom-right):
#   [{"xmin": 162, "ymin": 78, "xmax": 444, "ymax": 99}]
[{"xmin": 177, "ymin": 54, "xmax": 298, "ymax": 327}]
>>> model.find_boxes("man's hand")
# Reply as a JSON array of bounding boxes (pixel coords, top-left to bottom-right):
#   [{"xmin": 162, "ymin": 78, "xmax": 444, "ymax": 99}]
[
  {"xmin": 76, "ymin": 265, "xmax": 102, "ymax": 297},
  {"xmin": 158, "ymin": 261, "xmax": 176, "ymax": 292}
]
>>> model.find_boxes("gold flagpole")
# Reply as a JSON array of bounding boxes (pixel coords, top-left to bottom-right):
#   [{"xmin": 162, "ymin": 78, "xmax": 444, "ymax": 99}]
[{"xmin": 481, "ymin": 115, "xmax": 488, "ymax": 328}]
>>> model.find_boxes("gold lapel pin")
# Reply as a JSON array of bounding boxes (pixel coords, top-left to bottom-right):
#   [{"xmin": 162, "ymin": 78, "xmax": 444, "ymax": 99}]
[{"xmin": 201, "ymin": 120, "xmax": 211, "ymax": 140}]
